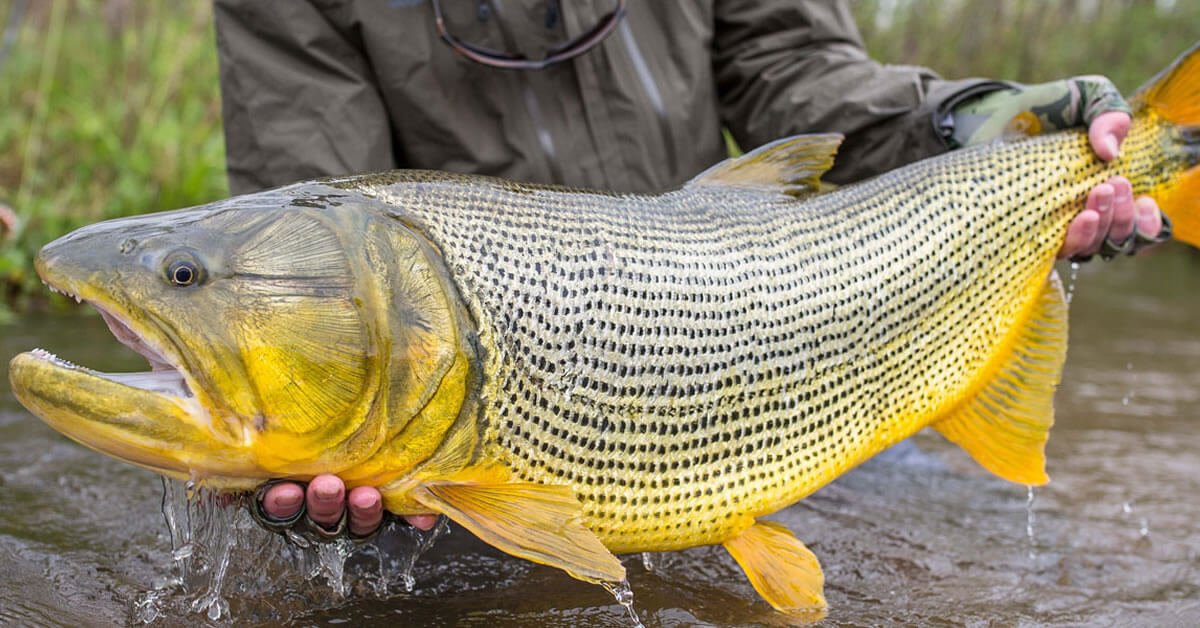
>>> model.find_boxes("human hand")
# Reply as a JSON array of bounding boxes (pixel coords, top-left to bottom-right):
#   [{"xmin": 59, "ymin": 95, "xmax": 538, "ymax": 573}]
[
  {"xmin": 950, "ymin": 77, "xmax": 1168, "ymax": 259},
  {"xmin": 254, "ymin": 475, "xmax": 439, "ymax": 538},
  {"xmin": 1059, "ymin": 111, "xmax": 1167, "ymax": 260}
]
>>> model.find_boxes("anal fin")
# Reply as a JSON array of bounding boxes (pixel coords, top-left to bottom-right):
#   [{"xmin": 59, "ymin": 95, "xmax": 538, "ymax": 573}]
[
  {"xmin": 412, "ymin": 477, "xmax": 625, "ymax": 583},
  {"xmin": 723, "ymin": 520, "xmax": 827, "ymax": 618},
  {"xmin": 933, "ymin": 271, "xmax": 1069, "ymax": 485}
]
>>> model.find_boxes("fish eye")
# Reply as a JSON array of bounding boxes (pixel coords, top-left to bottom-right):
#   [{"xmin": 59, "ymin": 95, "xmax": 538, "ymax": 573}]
[{"xmin": 164, "ymin": 253, "xmax": 205, "ymax": 288}]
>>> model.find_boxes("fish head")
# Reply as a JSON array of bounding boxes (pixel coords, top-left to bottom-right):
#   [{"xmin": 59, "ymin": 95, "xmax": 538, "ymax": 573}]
[{"xmin": 8, "ymin": 184, "xmax": 475, "ymax": 487}]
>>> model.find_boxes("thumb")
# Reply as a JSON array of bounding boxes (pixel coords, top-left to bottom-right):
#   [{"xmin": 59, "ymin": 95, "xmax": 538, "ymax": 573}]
[{"xmin": 1088, "ymin": 110, "xmax": 1131, "ymax": 161}]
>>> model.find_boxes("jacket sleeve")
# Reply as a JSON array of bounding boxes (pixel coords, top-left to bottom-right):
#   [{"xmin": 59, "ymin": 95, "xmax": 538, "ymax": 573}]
[
  {"xmin": 712, "ymin": 0, "xmax": 1003, "ymax": 183},
  {"xmin": 214, "ymin": 0, "xmax": 396, "ymax": 195}
]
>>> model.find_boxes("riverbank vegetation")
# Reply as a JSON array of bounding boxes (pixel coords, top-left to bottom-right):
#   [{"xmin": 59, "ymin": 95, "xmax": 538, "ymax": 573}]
[
  {"xmin": 0, "ymin": 1, "xmax": 225, "ymax": 318},
  {"xmin": 0, "ymin": 0, "xmax": 1197, "ymax": 318}
]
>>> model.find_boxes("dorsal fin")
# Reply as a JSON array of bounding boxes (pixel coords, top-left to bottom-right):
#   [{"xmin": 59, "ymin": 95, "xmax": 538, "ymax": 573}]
[{"xmin": 686, "ymin": 133, "xmax": 843, "ymax": 197}]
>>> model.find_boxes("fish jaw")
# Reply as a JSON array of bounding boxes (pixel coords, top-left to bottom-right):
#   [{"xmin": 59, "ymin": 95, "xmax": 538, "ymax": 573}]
[
  {"xmin": 8, "ymin": 350, "xmax": 260, "ymax": 487},
  {"xmin": 9, "ymin": 220, "xmax": 261, "ymax": 482}
]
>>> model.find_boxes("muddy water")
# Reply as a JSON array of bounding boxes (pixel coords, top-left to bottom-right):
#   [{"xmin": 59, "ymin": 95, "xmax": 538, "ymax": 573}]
[{"xmin": 1, "ymin": 248, "xmax": 1198, "ymax": 627}]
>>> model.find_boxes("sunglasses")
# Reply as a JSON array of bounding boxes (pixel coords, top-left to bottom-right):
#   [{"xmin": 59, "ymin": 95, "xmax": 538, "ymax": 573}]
[{"xmin": 432, "ymin": 0, "xmax": 626, "ymax": 70}]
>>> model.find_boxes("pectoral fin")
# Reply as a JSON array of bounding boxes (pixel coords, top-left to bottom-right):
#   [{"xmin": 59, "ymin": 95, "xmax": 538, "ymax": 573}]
[
  {"xmin": 412, "ymin": 480, "xmax": 625, "ymax": 583},
  {"xmin": 723, "ymin": 520, "xmax": 827, "ymax": 617},
  {"xmin": 933, "ymin": 271, "xmax": 1068, "ymax": 485}
]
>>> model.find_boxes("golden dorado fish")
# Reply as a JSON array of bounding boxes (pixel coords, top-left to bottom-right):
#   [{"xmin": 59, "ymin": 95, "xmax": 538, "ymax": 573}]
[{"xmin": 9, "ymin": 46, "xmax": 1200, "ymax": 616}]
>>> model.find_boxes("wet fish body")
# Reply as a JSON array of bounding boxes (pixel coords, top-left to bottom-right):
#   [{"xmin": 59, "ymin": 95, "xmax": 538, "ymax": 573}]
[{"xmin": 9, "ymin": 45, "xmax": 1200, "ymax": 615}]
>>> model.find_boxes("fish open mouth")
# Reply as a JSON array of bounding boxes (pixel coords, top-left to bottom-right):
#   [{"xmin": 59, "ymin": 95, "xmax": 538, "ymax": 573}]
[{"xmin": 27, "ymin": 282, "xmax": 194, "ymax": 400}]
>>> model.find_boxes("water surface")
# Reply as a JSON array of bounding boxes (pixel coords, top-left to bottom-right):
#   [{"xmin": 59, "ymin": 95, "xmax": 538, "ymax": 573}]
[{"xmin": 1, "ymin": 248, "xmax": 1197, "ymax": 626}]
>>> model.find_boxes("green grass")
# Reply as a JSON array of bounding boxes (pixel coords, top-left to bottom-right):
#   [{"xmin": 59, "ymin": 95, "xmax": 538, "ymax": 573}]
[
  {"xmin": 0, "ymin": 1, "xmax": 227, "ymax": 318},
  {"xmin": 0, "ymin": 0, "xmax": 1197, "ymax": 318},
  {"xmin": 851, "ymin": 0, "xmax": 1200, "ymax": 92}
]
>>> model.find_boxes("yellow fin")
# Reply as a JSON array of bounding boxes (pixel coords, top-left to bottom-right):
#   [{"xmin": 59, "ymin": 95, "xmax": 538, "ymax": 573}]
[
  {"xmin": 722, "ymin": 520, "xmax": 827, "ymax": 617},
  {"xmin": 1155, "ymin": 162, "xmax": 1200, "ymax": 249},
  {"xmin": 1134, "ymin": 44, "xmax": 1200, "ymax": 248},
  {"xmin": 412, "ymin": 479, "xmax": 625, "ymax": 583},
  {"xmin": 934, "ymin": 272, "xmax": 1068, "ymax": 486},
  {"xmin": 1132, "ymin": 42, "xmax": 1200, "ymax": 127},
  {"xmin": 687, "ymin": 134, "xmax": 843, "ymax": 197}
]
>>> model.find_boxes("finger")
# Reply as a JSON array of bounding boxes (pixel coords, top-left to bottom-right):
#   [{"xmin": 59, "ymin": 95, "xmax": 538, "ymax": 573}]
[
  {"xmin": 1068, "ymin": 182, "xmax": 1115, "ymax": 258},
  {"xmin": 1134, "ymin": 196, "xmax": 1164, "ymax": 238},
  {"xmin": 306, "ymin": 474, "xmax": 346, "ymax": 529},
  {"xmin": 1106, "ymin": 177, "xmax": 1136, "ymax": 243},
  {"xmin": 261, "ymin": 482, "xmax": 305, "ymax": 521},
  {"xmin": 1090, "ymin": 182, "xmax": 1116, "ymax": 252},
  {"xmin": 1087, "ymin": 111, "xmax": 1131, "ymax": 161},
  {"xmin": 1060, "ymin": 209, "xmax": 1099, "ymax": 259},
  {"xmin": 404, "ymin": 514, "xmax": 440, "ymax": 531},
  {"xmin": 347, "ymin": 486, "xmax": 385, "ymax": 537}
]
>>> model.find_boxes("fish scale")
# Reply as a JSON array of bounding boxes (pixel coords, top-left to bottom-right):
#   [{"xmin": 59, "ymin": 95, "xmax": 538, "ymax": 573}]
[{"xmin": 340, "ymin": 125, "xmax": 1139, "ymax": 552}]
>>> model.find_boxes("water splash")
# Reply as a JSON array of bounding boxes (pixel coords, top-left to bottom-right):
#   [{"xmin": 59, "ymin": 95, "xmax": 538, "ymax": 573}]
[
  {"xmin": 1025, "ymin": 485, "xmax": 1037, "ymax": 560},
  {"xmin": 183, "ymin": 487, "xmax": 243, "ymax": 621},
  {"xmin": 313, "ymin": 539, "xmax": 355, "ymax": 598},
  {"xmin": 641, "ymin": 552, "xmax": 655, "ymax": 572},
  {"xmin": 601, "ymin": 580, "xmax": 644, "ymax": 628},
  {"xmin": 391, "ymin": 516, "xmax": 450, "ymax": 593},
  {"xmin": 134, "ymin": 480, "xmax": 458, "ymax": 623}
]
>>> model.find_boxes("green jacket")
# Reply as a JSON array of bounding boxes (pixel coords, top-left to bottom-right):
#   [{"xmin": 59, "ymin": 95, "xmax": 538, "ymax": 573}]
[{"xmin": 214, "ymin": 0, "xmax": 996, "ymax": 195}]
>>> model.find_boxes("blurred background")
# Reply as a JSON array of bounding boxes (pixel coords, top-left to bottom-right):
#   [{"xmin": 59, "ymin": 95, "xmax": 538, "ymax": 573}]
[{"xmin": 1, "ymin": 0, "xmax": 1198, "ymax": 319}]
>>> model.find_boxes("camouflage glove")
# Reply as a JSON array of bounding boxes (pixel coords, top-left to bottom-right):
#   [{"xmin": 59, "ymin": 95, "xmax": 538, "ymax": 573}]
[{"xmin": 950, "ymin": 76, "xmax": 1132, "ymax": 147}]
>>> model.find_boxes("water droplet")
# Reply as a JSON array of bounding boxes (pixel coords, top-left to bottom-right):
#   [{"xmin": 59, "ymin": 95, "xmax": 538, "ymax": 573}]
[
  {"xmin": 641, "ymin": 552, "xmax": 655, "ymax": 572},
  {"xmin": 1025, "ymin": 485, "xmax": 1037, "ymax": 560},
  {"xmin": 1122, "ymin": 501, "xmax": 1133, "ymax": 514},
  {"xmin": 205, "ymin": 596, "xmax": 229, "ymax": 621},
  {"xmin": 601, "ymin": 580, "xmax": 643, "ymax": 628},
  {"xmin": 1065, "ymin": 262, "xmax": 1081, "ymax": 303}
]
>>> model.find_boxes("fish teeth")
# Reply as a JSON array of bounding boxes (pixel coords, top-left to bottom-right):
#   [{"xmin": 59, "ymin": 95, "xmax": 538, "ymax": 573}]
[
  {"xmin": 43, "ymin": 282, "xmax": 82, "ymax": 302},
  {"xmin": 30, "ymin": 347, "xmax": 82, "ymax": 370}
]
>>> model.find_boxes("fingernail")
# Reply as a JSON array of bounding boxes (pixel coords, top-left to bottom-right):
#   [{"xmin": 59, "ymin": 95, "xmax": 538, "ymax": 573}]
[
  {"xmin": 1105, "ymin": 135, "xmax": 1120, "ymax": 159},
  {"xmin": 276, "ymin": 491, "xmax": 303, "ymax": 508},
  {"xmin": 315, "ymin": 485, "xmax": 340, "ymax": 500}
]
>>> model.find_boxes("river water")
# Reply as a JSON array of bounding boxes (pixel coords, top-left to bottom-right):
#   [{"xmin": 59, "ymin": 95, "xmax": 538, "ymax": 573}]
[{"xmin": 1, "ymin": 248, "xmax": 1198, "ymax": 627}]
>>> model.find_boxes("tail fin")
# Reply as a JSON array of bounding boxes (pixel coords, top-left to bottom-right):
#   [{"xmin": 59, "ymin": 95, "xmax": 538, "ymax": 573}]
[{"xmin": 1132, "ymin": 43, "xmax": 1200, "ymax": 247}]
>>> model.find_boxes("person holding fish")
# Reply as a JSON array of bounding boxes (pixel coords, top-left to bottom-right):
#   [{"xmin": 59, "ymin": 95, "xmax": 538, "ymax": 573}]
[{"xmin": 209, "ymin": 1, "xmax": 1170, "ymax": 540}]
